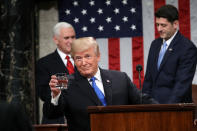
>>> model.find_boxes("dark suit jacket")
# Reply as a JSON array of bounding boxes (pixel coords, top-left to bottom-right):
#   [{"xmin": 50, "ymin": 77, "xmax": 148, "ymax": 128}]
[
  {"xmin": 0, "ymin": 102, "xmax": 32, "ymax": 131},
  {"xmin": 44, "ymin": 68, "xmax": 157, "ymax": 131},
  {"xmin": 143, "ymin": 31, "xmax": 197, "ymax": 104},
  {"xmin": 36, "ymin": 50, "xmax": 70, "ymax": 124}
]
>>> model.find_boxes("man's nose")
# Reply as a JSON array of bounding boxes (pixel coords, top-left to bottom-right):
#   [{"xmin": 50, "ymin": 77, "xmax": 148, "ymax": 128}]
[
  {"xmin": 68, "ymin": 38, "xmax": 73, "ymax": 43},
  {"xmin": 157, "ymin": 25, "xmax": 162, "ymax": 32},
  {"xmin": 81, "ymin": 58, "xmax": 88, "ymax": 65}
]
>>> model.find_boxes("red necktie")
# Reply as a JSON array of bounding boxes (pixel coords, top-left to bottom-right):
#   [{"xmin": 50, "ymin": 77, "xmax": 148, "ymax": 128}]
[{"xmin": 66, "ymin": 55, "xmax": 74, "ymax": 74}]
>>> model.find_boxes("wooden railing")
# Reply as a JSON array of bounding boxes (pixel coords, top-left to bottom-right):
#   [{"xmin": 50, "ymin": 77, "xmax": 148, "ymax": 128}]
[
  {"xmin": 33, "ymin": 124, "xmax": 68, "ymax": 131},
  {"xmin": 193, "ymin": 84, "xmax": 197, "ymax": 104}
]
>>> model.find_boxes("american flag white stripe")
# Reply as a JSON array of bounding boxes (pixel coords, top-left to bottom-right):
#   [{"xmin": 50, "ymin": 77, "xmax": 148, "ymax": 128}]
[
  {"xmin": 142, "ymin": 0, "xmax": 154, "ymax": 73},
  {"xmin": 120, "ymin": 38, "xmax": 133, "ymax": 79},
  {"xmin": 190, "ymin": 0, "xmax": 197, "ymax": 84},
  {"xmin": 166, "ymin": 0, "xmax": 178, "ymax": 7},
  {"xmin": 97, "ymin": 38, "xmax": 109, "ymax": 69},
  {"xmin": 97, "ymin": 0, "xmax": 197, "ymax": 85}
]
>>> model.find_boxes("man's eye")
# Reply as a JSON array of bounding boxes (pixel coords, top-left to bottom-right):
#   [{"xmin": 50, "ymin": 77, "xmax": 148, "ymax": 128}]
[
  {"xmin": 85, "ymin": 55, "xmax": 91, "ymax": 59},
  {"xmin": 71, "ymin": 36, "xmax": 76, "ymax": 39},
  {"xmin": 75, "ymin": 57, "xmax": 82, "ymax": 61},
  {"xmin": 161, "ymin": 24, "xmax": 166, "ymax": 27}
]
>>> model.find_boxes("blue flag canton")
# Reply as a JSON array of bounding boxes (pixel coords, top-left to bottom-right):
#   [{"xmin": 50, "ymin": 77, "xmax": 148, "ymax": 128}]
[{"xmin": 58, "ymin": 0, "xmax": 143, "ymax": 38}]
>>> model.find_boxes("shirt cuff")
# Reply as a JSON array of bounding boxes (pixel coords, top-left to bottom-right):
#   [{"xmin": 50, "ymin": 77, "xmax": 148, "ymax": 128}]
[{"xmin": 51, "ymin": 92, "xmax": 61, "ymax": 106}]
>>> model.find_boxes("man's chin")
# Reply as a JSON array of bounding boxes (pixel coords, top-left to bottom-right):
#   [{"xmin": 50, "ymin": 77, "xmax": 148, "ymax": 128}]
[
  {"xmin": 160, "ymin": 35, "xmax": 165, "ymax": 39},
  {"xmin": 160, "ymin": 34, "xmax": 168, "ymax": 39},
  {"xmin": 79, "ymin": 71, "xmax": 92, "ymax": 77}
]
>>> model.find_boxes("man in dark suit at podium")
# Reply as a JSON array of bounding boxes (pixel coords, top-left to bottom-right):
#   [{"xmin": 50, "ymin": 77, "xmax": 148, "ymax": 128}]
[
  {"xmin": 142, "ymin": 5, "xmax": 197, "ymax": 104},
  {"xmin": 36, "ymin": 22, "xmax": 75, "ymax": 124},
  {"xmin": 44, "ymin": 37, "xmax": 157, "ymax": 131}
]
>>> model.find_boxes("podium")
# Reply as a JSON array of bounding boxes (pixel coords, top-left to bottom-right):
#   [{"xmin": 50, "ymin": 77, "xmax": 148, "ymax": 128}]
[{"xmin": 88, "ymin": 104, "xmax": 196, "ymax": 131}]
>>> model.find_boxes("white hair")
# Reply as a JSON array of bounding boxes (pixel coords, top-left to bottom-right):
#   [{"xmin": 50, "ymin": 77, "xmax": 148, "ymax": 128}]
[{"xmin": 53, "ymin": 22, "xmax": 74, "ymax": 37}]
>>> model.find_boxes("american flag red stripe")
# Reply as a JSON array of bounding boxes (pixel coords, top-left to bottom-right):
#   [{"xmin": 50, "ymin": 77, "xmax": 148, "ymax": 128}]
[
  {"xmin": 108, "ymin": 38, "xmax": 120, "ymax": 71},
  {"xmin": 154, "ymin": 0, "xmax": 165, "ymax": 38},
  {"xmin": 179, "ymin": 0, "xmax": 191, "ymax": 39},
  {"xmin": 132, "ymin": 37, "xmax": 144, "ymax": 88}
]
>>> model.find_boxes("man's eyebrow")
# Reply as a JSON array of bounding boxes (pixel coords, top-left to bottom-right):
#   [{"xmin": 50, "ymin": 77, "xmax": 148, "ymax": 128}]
[{"xmin": 64, "ymin": 35, "xmax": 76, "ymax": 38}]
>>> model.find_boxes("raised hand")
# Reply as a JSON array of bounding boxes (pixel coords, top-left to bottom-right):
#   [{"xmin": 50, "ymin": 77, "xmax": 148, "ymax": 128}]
[{"xmin": 49, "ymin": 75, "xmax": 61, "ymax": 98}]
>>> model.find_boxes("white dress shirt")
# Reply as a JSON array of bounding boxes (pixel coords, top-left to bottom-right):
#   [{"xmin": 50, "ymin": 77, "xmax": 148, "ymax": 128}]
[
  {"xmin": 161, "ymin": 30, "xmax": 178, "ymax": 50},
  {"xmin": 57, "ymin": 48, "xmax": 74, "ymax": 67},
  {"xmin": 88, "ymin": 68, "xmax": 105, "ymax": 96}
]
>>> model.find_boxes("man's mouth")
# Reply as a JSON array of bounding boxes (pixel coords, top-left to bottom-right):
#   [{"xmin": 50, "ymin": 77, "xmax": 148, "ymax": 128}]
[{"xmin": 81, "ymin": 67, "xmax": 90, "ymax": 71}]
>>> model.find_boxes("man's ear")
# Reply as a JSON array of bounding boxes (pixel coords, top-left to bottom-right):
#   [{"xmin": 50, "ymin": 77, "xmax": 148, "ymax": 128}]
[
  {"xmin": 97, "ymin": 52, "xmax": 101, "ymax": 62},
  {"xmin": 173, "ymin": 20, "xmax": 179, "ymax": 29},
  {"xmin": 53, "ymin": 36, "xmax": 58, "ymax": 45}
]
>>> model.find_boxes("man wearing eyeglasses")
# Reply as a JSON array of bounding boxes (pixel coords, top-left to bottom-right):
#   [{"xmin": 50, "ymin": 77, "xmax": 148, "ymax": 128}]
[{"xmin": 44, "ymin": 37, "xmax": 158, "ymax": 131}]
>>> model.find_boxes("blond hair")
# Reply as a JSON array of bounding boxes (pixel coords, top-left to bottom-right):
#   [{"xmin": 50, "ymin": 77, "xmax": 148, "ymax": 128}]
[{"xmin": 71, "ymin": 37, "xmax": 100, "ymax": 58}]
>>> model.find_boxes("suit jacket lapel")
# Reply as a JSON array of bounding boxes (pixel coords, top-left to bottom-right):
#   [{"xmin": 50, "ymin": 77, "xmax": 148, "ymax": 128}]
[
  {"xmin": 155, "ymin": 42, "xmax": 162, "ymax": 68},
  {"xmin": 153, "ymin": 40, "xmax": 163, "ymax": 80},
  {"xmin": 100, "ymin": 69, "xmax": 112, "ymax": 105},
  {"xmin": 158, "ymin": 32, "xmax": 180, "ymax": 71},
  {"xmin": 74, "ymin": 71, "xmax": 102, "ymax": 106},
  {"xmin": 53, "ymin": 50, "xmax": 69, "ymax": 74},
  {"xmin": 158, "ymin": 46, "xmax": 173, "ymax": 71}
]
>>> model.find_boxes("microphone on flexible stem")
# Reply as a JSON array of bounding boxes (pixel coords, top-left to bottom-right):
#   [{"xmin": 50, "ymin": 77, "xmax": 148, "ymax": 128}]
[{"xmin": 136, "ymin": 64, "xmax": 143, "ymax": 103}]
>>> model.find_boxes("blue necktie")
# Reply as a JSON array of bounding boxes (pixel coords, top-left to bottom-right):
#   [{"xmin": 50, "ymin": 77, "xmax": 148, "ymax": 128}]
[
  {"xmin": 90, "ymin": 77, "xmax": 107, "ymax": 106},
  {"xmin": 157, "ymin": 42, "xmax": 167, "ymax": 69}
]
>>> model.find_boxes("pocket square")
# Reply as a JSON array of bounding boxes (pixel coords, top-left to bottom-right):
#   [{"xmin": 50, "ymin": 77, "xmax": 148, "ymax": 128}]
[{"xmin": 169, "ymin": 48, "xmax": 173, "ymax": 51}]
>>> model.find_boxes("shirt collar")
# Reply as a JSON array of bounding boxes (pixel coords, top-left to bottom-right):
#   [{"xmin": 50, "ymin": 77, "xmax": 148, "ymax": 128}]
[
  {"xmin": 94, "ymin": 68, "xmax": 102, "ymax": 82},
  {"xmin": 163, "ymin": 30, "xmax": 178, "ymax": 46},
  {"xmin": 57, "ymin": 48, "xmax": 72, "ymax": 61},
  {"xmin": 88, "ymin": 68, "xmax": 101, "ymax": 82}
]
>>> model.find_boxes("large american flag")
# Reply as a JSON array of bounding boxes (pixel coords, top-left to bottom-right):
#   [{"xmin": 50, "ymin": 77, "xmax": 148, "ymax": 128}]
[{"xmin": 58, "ymin": 0, "xmax": 197, "ymax": 88}]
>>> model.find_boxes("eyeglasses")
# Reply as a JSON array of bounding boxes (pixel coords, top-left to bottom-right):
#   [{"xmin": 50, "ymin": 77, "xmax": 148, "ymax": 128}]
[{"xmin": 74, "ymin": 54, "xmax": 94, "ymax": 62}]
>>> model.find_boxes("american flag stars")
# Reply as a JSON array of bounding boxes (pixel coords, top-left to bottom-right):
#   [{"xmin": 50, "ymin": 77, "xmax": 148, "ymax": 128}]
[
  {"xmin": 89, "ymin": 0, "xmax": 95, "ymax": 6},
  {"xmin": 98, "ymin": 25, "xmax": 104, "ymax": 31},
  {"xmin": 81, "ymin": 9, "xmax": 87, "ymax": 15},
  {"xmin": 59, "ymin": 0, "xmax": 143, "ymax": 38},
  {"xmin": 72, "ymin": 1, "xmax": 79, "ymax": 6},
  {"xmin": 106, "ymin": 17, "xmax": 112, "ymax": 23},
  {"xmin": 130, "ymin": 24, "xmax": 136, "ymax": 30},
  {"xmin": 97, "ymin": 9, "xmax": 103, "ymax": 14},
  {"xmin": 82, "ymin": 26, "xmax": 88, "ymax": 32},
  {"xmin": 73, "ymin": 17, "xmax": 79, "ymax": 23},
  {"xmin": 105, "ymin": 0, "xmax": 111, "ymax": 6},
  {"xmin": 130, "ymin": 8, "xmax": 136, "ymax": 13},
  {"xmin": 122, "ymin": 16, "xmax": 128, "ymax": 22},
  {"xmin": 65, "ymin": 9, "xmax": 71, "ymax": 15},
  {"xmin": 90, "ymin": 17, "xmax": 96, "ymax": 23},
  {"xmin": 122, "ymin": 0, "xmax": 127, "ymax": 5}
]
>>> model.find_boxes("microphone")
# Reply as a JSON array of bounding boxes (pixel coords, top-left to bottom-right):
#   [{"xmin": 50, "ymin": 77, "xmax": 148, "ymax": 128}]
[
  {"xmin": 136, "ymin": 64, "xmax": 142, "ymax": 72},
  {"xmin": 136, "ymin": 64, "xmax": 142, "ymax": 89},
  {"xmin": 136, "ymin": 64, "xmax": 143, "ymax": 103}
]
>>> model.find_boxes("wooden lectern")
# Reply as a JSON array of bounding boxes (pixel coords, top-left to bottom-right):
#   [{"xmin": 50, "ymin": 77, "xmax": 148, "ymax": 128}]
[{"xmin": 88, "ymin": 104, "xmax": 196, "ymax": 131}]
